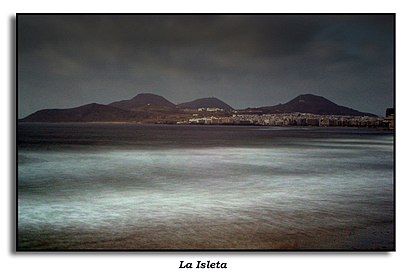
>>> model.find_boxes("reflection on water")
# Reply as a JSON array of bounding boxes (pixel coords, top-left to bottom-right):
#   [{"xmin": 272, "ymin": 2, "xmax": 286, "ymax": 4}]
[{"xmin": 17, "ymin": 124, "xmax": 394, "ymax": 250}]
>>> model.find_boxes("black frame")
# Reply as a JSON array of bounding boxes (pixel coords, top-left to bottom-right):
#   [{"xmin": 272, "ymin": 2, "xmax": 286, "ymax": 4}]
[{"xmin": 15, "ymin": 13, "xmax": 396, "ymax": 252}]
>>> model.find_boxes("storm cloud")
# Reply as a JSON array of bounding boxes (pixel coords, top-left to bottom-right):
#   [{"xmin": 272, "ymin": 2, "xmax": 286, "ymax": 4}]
[{"xmin": 17, "ymin": 14, "xmax": 394, "ymax": 117}]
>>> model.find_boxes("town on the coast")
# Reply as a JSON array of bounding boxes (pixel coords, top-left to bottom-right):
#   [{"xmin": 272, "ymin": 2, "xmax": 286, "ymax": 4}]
[
  {"xmin": 183, "ymin": 109, "xmax": 395, "ymax": 129},
  {"xmin": 20, "ymin": 93, "xmax": 395, "ymax": 129}
]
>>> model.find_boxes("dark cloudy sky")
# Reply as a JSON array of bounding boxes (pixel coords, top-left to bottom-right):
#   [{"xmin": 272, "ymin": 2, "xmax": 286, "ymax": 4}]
[{"xmin": 18, "ymin": 14, "xmax": 394, "ymax": 117}]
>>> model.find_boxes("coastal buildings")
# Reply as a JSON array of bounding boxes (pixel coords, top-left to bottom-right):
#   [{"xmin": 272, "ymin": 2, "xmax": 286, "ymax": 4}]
[
  {"xmin": 184, "ymin": 112, "xmax": 392, "ymax": 129},
  {"xmin": 198, "ymin": 107, "xmax": 225, "ymax": 112}
]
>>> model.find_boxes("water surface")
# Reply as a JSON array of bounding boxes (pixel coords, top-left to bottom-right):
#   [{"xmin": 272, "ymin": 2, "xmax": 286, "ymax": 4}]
[{"xmin": 17, "ymin": 123, "xmax": 394, "ymax": 250}]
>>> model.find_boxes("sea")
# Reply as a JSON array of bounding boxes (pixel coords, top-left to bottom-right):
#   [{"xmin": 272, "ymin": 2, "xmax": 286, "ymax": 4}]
[{"xmin": 17, "ymin": 123, "xmax": 394, "ymax": 250}]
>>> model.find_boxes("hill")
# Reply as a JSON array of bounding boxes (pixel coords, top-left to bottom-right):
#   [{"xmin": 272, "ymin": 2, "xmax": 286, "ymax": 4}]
[
  {"xmin": 19, "ymin": 93, "xmax": 378, "ymax": 123},
  {"xmin": 258, "ymin": 94, "xmax": 376, "ymax": 116},
  {"xmin": 178, "ymin": 97, "xmax": 234, "ymax": 111},
  {"xmin": 19, "ymin": 103, "xmax": 146, "ymax": 122},
  {"xmin": 109, "ymin": 93, "xmax": 176, "ymax": 111}
]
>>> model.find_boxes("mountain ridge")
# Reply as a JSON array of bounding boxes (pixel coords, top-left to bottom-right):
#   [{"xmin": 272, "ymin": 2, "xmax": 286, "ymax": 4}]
[
  {"xmin": 255, "ymin": 94, "xmax": 376, "ymax": 117},
  {"xmin": 20, "ymin": 93, "xmax": 378, "ymax": 122},
  {"xmin": 19, "ymin": 103, "xmax": 148, "ymax": 122},
  {"xmin": 109, "ymin": 93, "xmax": 176, "ymax": 111}
]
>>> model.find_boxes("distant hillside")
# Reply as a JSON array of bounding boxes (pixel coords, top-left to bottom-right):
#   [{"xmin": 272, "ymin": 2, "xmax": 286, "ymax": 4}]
[
  {"xmin": 109, "ymin": 93, "xmax": 176, "ymax": 111},
  {"xmin": 258, "ymin": 94, "xmax": 376, "ymax": 116},
  {"xmin": 19, "ymin": 103, "xmax": 146, "ymax": 122},
  {"xmin": 19, "ymin": 93, "xmax": 378, "ymax": 123},
  {"xmin": 178, "ymin": 97, "xmax": 234, "ymax": 111}
]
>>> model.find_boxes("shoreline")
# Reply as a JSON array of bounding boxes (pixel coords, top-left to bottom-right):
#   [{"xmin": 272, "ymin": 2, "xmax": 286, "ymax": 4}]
[{"xmin": 17, "ymin": 121, "xmax": 395, "ymax": 131}]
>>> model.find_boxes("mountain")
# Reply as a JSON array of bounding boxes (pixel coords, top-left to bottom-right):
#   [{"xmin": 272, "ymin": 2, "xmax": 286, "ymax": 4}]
[
  {"xmin": 19, "ymin": 103, "xmax": 147, "ymax": 122},
  {"xmin": 257, "ymin": 94, "xmax": 376, "ymax": 116},
  {"xmin": 178, "ymin": 97, "xmax": 234, "ymax": 111},
  {"xmin": 19, "ymin": 93, "xmax": 377, "ymax": 123},
  {"xmin": 109, "ymin": 93, "xmax": 176, "ymax": 111}
]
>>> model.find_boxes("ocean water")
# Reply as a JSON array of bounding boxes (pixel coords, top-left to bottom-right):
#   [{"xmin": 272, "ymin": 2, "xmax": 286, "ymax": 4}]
[{"xmin": 17, "ymin": 123, "xmax": 394, "ymax": 250}]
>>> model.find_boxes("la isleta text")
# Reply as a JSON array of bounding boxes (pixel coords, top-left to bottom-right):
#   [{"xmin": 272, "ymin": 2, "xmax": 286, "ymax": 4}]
[{"xmin": 179, "ymin": 260, "xmax": 227, "ymax": 269}]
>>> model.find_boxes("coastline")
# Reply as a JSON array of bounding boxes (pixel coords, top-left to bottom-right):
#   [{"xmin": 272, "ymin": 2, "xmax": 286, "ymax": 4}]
[{"xmin": 17, "ymin": 121, "xmax": 395, "ymax": 131}]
